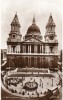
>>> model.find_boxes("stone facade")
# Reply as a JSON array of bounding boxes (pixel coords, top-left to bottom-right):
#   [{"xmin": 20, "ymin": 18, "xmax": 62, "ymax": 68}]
[
  {"xmin": 1, "ymin": 49, "xmax": 7, "ymax": 63},
  {"xmin": 7, "ymin": 13, "xmax": 58, "ymax": 68}
]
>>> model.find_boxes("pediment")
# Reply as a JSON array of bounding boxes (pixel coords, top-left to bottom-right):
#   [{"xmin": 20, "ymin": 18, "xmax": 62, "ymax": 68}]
[{"xmin": 23, "ymin": 37, "xmax": 43, "ymax": 43}]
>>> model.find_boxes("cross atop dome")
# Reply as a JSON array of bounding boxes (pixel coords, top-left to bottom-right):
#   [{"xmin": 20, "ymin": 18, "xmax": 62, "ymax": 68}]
[{"xmin": 32, "ymin": 15, "xmax": 36, "ymax": 25}]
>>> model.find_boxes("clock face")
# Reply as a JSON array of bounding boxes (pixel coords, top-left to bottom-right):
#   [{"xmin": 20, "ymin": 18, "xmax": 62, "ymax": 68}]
[
  {"xmin": 12, "ymin": 34, "xmax": 16, "ymax": 38},
  {"xmin": 49, "ymin": 35, "xmax": 54, "ymax": 40}
]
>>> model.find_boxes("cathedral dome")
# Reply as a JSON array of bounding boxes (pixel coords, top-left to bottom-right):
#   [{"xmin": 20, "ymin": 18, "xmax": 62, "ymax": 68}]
[
  {"xmin": 27, "ymin": 16, "xmax": 40, "ymax": 34},
  {"xmin": 25, "ymin": 16, "xmax": 42, "ymax": 40},
  {"xmin": 27, "ymin": 24, "xmax": 40, "ymax": 34}
]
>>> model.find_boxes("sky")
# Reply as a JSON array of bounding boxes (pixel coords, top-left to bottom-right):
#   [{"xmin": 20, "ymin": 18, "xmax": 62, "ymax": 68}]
[{"xmin": 1, "ymin": 0, "xmax": 62, "ymax": 50}]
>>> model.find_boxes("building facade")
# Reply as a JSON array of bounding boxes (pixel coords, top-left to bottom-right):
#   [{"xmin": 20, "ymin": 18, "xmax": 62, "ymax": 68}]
[
  {"xmin": 7, "ymin": 13, "xmax": 58, "ymax": 68},
  {"xmin": 1, "ymin": 49, "xmax": 7, "ymax": 64}
]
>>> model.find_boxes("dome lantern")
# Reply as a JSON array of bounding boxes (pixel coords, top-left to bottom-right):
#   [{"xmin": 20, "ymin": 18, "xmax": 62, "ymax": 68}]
[{"xmin": 32, "ymin": 15, "xmax": 36, "ymax": 25}]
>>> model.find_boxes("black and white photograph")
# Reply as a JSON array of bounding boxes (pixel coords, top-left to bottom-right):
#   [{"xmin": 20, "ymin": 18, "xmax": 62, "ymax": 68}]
[{"xmin": 1, "ymin": 0, "xmax": 62, "ymax": 100}]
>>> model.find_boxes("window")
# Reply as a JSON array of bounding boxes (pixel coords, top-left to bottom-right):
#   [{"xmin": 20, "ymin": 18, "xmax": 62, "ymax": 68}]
[{"xmin": 50, "ymin": 46, "xmax": 53, "ymax": 53}]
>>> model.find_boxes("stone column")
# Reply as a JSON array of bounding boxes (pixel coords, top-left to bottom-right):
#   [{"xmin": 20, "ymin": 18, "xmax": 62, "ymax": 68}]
[
  {"xmin": 40, "ymin": 45, "xmax": 42, "ymax": 53},
  {"xmin": 40, "ymin": 45, "xmax": 41, "ymax": 53},
  {"xmin": 15, "ymin": 46, "xmax": 17, "ymax": 53},
  {"xmin": 30, "ymin": 57, "xmax": 31, "ymax": 68},
  {"xmin": 15, "ymin": 46, "xmax": 16, "ymax": 53},
  {"xmin": 36, "ymin": 57, "xmax": 37, "ymax": 68},
  {"xmin": 23, "ymin": 45, "xmax": 25, "ymax": 53},
  {"xmin": 41, "ymin": 57, "xmax": 43, "ymax": 68},
  {"xmin": 22, "ymin": 45, "xmax": 24, "ymax": 53},
  {"xmin": 41, "ymin": 45, "xmax": 43, "ymax": 53},
  {"xmin": 34, "ymin": 45, "xmax": 36, "ymax": 53},
  {"xmin": 29, "ymin": 45, "xmax": 30, "ymax": 53},
  {"xmin": 3, "ymin": 51, "xmax": 4, "ymax": 60},
  {"xmin": 28, "ymin": 45, "xmax": 30, "ymax": 53},
  {"xmin": 18, "ymin": 45, "xmax": 19, "ymax": 53},
  {"xmin": 16, "ymin": 46, "xmax": 18, "ymax": 53},
  {"xmin": 7, "ymin": 45, "xmax": 9, "ymax": 53},
  {"xmin": 11, "ymin": 46, "xmax": 13, "ymax": 53},
  {"xmin": 29, "ymin": 57, "xmax": 30, "ymax": 67},
  {"xmin": 30, "ymin": 45, "xmax": 31, "ymax": 53},
  {"xmin": 28, "ymin": 57, "xmax": 29, "ymax": 67},
  {"xmin": 36, "ymin": 45, "xmax": 38, "ymax": 53},
  {"xmin": 16, "ymin": 46, "xmax": 17, "ymax": 53},
  {"xmin": 43, "ymin": 45, "xmax": 44, "ymax": 53},
  {"xmin": 27, "ymin": 45, "xmax": 28, "ymax": 53},
  {"xmin": 9, "ymin": 45, "xmax": 11, "ymax": 53},
  {"xmin": 19, "ymin": 45, "xmax": 20, "ymax": 53},
  {"xmin": 17, "ymin": 45, "xmax": 18, "ymax": 53},
  {"xmin": 34, "ymin": 57, "xmax": 36, "ymax": 67},
  {"xmin": 25, "ymin": 45, "xmax": 26, "ymax": 53},
  {"xmin": 35, "ymin": 45, "xmax": 37, "ymax": 53},
  {"xmin": 40, "ymin": 57, "xmax": 41, "ymax": 68},
  {"xmin": 24, "ymin": 45, "xmax": 25, "ymax": 53}
]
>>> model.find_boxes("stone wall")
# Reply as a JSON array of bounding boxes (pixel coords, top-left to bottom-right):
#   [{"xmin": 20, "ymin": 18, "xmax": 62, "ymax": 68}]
[{"xmin": 7, "ymin": 55, "xmax": 58, "ymax": 69}]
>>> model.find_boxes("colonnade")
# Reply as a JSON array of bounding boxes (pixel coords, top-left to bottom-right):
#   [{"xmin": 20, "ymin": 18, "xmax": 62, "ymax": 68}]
[
  {"xmin": 22, "ymin": 44, "xmax": 43, "ymax": 53},
  {"xmin": 23, "ymin": 56, "xmax": 43, "ymax": 68},
  {"xmin": 7, "ymin": 44, "xmax": 57, "ymax": 54},
  {"xmin": 7, "ymin": 45, "xmax": 20, "ymax": 53}
]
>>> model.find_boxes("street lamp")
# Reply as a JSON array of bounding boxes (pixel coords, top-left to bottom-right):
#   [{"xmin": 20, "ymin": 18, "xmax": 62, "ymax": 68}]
[{"xmin": 52, "ymin": 78, "xmax": 53, "ymax": 86}]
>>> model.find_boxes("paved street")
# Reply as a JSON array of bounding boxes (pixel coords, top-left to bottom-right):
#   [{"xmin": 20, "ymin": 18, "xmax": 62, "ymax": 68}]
[
  {"xmin": 1, "ymin": 87, "xmax": 62, "ymax": 100},
  {"xmin": 1, "ymin": 70, "xmax": 62, "ymax": 100}
]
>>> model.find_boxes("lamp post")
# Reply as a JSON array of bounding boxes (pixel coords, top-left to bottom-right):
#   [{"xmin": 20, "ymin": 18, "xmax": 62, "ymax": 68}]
[
  {"xmin": 52, "ymin": 78, "xmax": 53, "ymax": 86},
  {"xmin": 22, "ymin": 77, "xmax": 23, "ymax": 86},
  {"xmin": 40, "ymin": 79, "xmax": 41, "ymax": 86},
  {"xmin": 42, "ymin": 82, "xmax": 43, "ymax": 88}
]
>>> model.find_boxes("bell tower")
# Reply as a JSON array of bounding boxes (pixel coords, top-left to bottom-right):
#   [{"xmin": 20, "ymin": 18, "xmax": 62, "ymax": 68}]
[
  {"xmin": 45, "ymin": 14, "xmax": 57, "ymax": 42},
  {"xmin": 44, "ymin": 14, "xmax": 58, "ymax": 54},
  {"xmin": 7, "ymin": 13, "xmax": 22, "ymax": 53}
]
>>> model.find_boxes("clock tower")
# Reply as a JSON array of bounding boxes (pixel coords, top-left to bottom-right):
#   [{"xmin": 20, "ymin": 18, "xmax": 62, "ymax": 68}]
[{"xmin": 7, "ymin": 13, "xmax": 22, "ymax": 53}]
